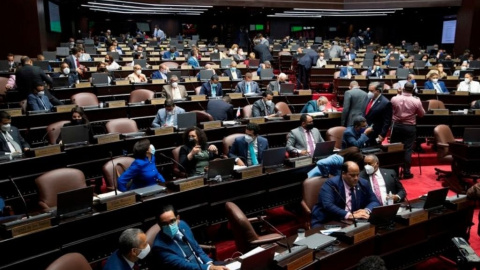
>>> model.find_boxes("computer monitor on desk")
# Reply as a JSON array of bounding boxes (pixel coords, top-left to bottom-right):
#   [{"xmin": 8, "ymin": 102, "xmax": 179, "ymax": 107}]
[
  {"xmin": 463, "ymin": 128, "xmax": 480, "ymax": 145},
  {"xmin": 177, "ymin": 112, "xmax": 197, "ymax": 130},
  {"xmin": 61, "ymin": 124, "xmax": 90, "ymax": 147},
  {"xmin": 56, "ymin": 186, "xmax": 94, "ymax": 219},
  {"xmin": 262, "ymin": 147, "xmax": 286, "ymax": 169}
]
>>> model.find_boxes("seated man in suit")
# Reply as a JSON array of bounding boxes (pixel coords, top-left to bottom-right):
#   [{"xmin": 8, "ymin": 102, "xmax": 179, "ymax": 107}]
[
  {"xmin": 286, "ymin": 114, "xmax": 324, "ymax": 156},
  {"xmin": 200, "ymin": 75, "xmax": 223, "ymax": 98},
  {"xmin": 300, "ymin": 96, "xmax": 336, "ymax": 113},
  {"xmin": 0, "ymin": 111, "xmax": 30, "ymax": 156},
  {"xmin": 127, "ymin": 64, "xmax": 148, "ymax": 83},
  {"xmin": 228, "ymin": 123, "xmax": 268, "ymax": 166},
  {"xmin": 267, "ymin": 73, "xmax": 289, "ymax": 92},
  {"xmin": 51, "ymin": 62, "xmax": 79, "ymax": 86},
  {"xmin": 367, "ymin": 61, "xmax": 386, "ymax": 78},
  {"xmin": 342, "ymin": 48, "xmax": 356, "ymax": 61},
  {"xmin": 397, "ymin": 74, "xmax": 417, "ymax": 93},
  {"xmin": 187, "ymin": 50, "xmax": 200, "ymax": 68},
  {"xmin": 223, "ymin": 60, "xmax": 242, "ymax": 80},
  {"xmin": 151, "ymin": 64, "xmax": 170, "ymax": 80},
  {"xmin": 252, "ymin": 90, "xmax": 276, "ymax": 117},
  {"xmin": 360, "ymin": 154, "xmax": 406, "ymax": 205},
  {"xmin": 27, "ymin": 83, "xmax": 53, "ymax": 112},
  {"xmin": 151, "ymin": 204, "xmax": 228, "ymax": 270},
  {"xmin": 457, "ymin": 72, "xmax": 480, "ymax": 93},
  {"xmin": 162, "ymin": 75, "xmax": 188, "ymax": 100},
  {"xmin": 339, "ymin": 61, "xmax": 358, "ymax": 79},
  {"xmin": 206, "ymin": 96, "xmax": 234, "ymax": 121},
  {"xmin": 424, "ymin": 72, "xmax": 449, "ymax": 94},
  {"xmin": 235, "ymin": 72, "xmax": 261, "ymax": 95},
  {"xmin": 152, "ymin": 99, "xmax": 186, "ymax": 128},
  {"xmin": 311, "ymin": 161, "xmax": 380, "ymax": 228},
  {"xmin": 103, "ymin": 228, "xmax": 150, "ymax": 270},
  {"xmin": 342, "ymin": 116, "xmax": 373, "ymax": 149},
  {"xmin": 163, "ymin": 46, "xmax": 179, "ymax": 60}
]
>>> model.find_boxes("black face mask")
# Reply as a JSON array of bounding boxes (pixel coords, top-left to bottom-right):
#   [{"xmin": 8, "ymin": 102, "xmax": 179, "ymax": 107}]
[
  {"xmin": 71, "ymin": 119, "xmax": 83, "ymax": 125},
  {"xmin": 98, "ymin": 67, "xmax": 106, "ymax": 72},
  {"xmin": 345, "ymin": 52, "xmax": 350, "ymax": 55},
  {"xmin": 305, "ymin": 123, "xmax": 314, "ymax": 130},
  {"xmin": 188, "ymin": 138, "xmax": 197, "ymax": 146}
]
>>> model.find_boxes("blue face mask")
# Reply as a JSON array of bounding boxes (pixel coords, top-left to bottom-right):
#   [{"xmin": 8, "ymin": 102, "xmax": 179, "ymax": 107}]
[
  {"xmin": 359, "ymin": 127, "xmax": 366, "ymax": 133},
  {"xmin": 348, "ymin": 66, "xmax": 353, "ymax": 70},
  {"xmin": 162, "ymin": 222, "xmax": 179, "ymax": 238},
  {"xmin": 411, "ymin": 79, "xmax": 416, "ymax": 84},
  {"xmin": 150, "ymin": 144, "xmax": 156, "ymax": 156},
  {"xmin": 231, "ymin": 67, "xmax": 236, "ymax": 71},
  {"xmin": 211, "ymin": 83, "xmax": 217, "ymax": 88}
]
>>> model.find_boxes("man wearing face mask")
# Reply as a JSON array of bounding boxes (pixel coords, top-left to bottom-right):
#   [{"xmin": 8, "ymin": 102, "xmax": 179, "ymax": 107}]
[
  {"xmin": 457, "ymin": 72, "xmax": 480, "ymax": 93},
  {"xmin": 286, "ymin": 114, "xmax": 324, "ymax": 157},
  {"xmin": 152, "ymin": 64, "xmax": 169, "ymax": 80},
  {"xmin": 360, "ymin": 154, "xmax": 406, "ymax": 205},
  {"xmin": 235, "ymin": 72, "xmax": 261, "ymax": 95},
  {"xmin": 200, "ymin": 75, "xmax": 223, "ymax": 98},
  {"xmin": 152, "ymin": 205, "xmax": 228, "ymax": 270},
  {"xmin": 52, "ymin": 62, "xmax": 79, "ymax": 86},
  {"xmin": 342, "ymin": 116, "xmax": 373, "ymax": 149},
  {"xmin": 162, "ymin": 75, "xmax": 188, "ymax": 100},
  {"xmin": 127, "ymin": 64, "xmax": 148, "ymax": 83},
  {"xmin": 229, "ymin": 123, "xmax": 269, "ymax": 167},
  {"xmin": 0, "ymin": 111, "xmax": 29, "ymax": 156},
  {"xmin": 103, "ymin": 228, "xmax": 151, "ymax": 270},
  {"xmin": 301, "ymin": 96, "xmax": 336, "ymax": 113},
  {"xmin": 397, "ymin": 74, "xmax": 417, "ymax": 93},
  {"xmin": 453, "ymin": 61, "xmax": 470, "ymax": 76},
  {"xmin": 316, "ymin": 52, "xmax": 327, "ymax": 68},
  {"xmin": 339, "ymin": 61, "xmax": 358, "ymax": 79},
  {"xmin": 343, "ymin": 48, "xmax": 356, "ymax": 61},
  {"xmin": 252, "ymin": 90, "xmax": 276, "ymax": 117},
  {"xmin": 163, "ymin": 46, "xmax": 179, "ymax": 60},
  {"xmin": 64, "ymin": 47, "xmax": 85, "ymax": 77},
  {"xmin": 367, "ymin": 61, "xmax": 385, "ymax": 78},
  {"xmin": 152, "ymin": 99, "xmax": 186, "ymax": 128},
  {"xmin": 267, "ymin": 73, "xmax": 288, "ymax": 92},
  {"xmin": 117, "ymin": 139, "xmax": 165, "ymax": 191},
  {"xmin": 424, "ymin": 72, "xmax": 449, "ymax": 94},
  {"xmin": 27, "ymin": 83, "xmax": 53, "ymax": 112},
  {"xmin": 363, "ymin": 82, "xmax": 392, "ymax": 146},
  {"xmin": 223, "ymin": 61, "xmax": 242, "ymax": 80}
]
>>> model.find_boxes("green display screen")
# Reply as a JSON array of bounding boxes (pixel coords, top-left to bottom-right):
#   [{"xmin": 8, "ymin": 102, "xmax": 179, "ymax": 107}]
[
  {"xmin": 291, "ymin": 26, "xmax": 302, "ymax": 32},
  {"xmin": 255, "ymin": 24, "xmax": 264, "ymax": 31},
  {"xmin": 49, "ymin": 1, "xmax": 62, "ymax": 33}
]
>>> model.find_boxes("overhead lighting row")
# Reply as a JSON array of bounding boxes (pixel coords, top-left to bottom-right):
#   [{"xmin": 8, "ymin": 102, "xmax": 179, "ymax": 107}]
[
  {"xmin": 81, "ymin": 0, "xmax": 212, "ymax": 15},
  {"xmin": 268, "ymin": 8, "xmax": 402, "ymax": 17}
]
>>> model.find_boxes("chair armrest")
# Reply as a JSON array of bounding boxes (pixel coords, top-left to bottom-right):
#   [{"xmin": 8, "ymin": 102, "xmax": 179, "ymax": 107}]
[
  {"xmin": 300, "ymin": 200, "xmax": 311, "ymax": 215},
  {"xmin": 437, "ymin": 143, "xmax": 449, "ymax": 147},
  {"xmin": 248, "ymin": 215, "xmax": 267, "ymax": 223}
]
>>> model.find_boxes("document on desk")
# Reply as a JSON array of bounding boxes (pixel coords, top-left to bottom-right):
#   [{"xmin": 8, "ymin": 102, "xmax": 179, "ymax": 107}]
[
  {"xmin": 226, "ymin": 246, "xmax": 266, "ymax": 270},
  {"xmin": 93, "ymin": 190, "xmax": 122, "ymax": 201},
  {"xmin": 226, "ymin": 261, "xmax": 241, "ymax": 270}
]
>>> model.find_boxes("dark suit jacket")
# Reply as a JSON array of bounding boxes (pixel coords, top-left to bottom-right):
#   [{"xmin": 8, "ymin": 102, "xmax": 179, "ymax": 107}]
[
  {"xmin": 339, "ymin": 67, "xmax": 358, "ymax": 78},
  {"xmin": 235, "ymin": 80, "xmax": 261, "ymax": 94},
  {"xmin": 27, "ymin": 94, "xmax": 53, "ymax": 111},
  {"xmin": 364, "ymin": 95, "xmax": 392, "ymax": 145},
  {"xmin": 64, "ymin": 55, "xmax": 79, "ymax": 71},
  {"xmin": 228, "ymin": 135, "xmax": 269, "ymax": 165},
  {"xmin": 311, "ymin": 175, "xmax": 380, "ymax": 228},
  {"xmin": 15, "ymin": 65, "xmax": 53, "ymax": 99},
  {"xmin": 252, "ymin": 99, "xmax": 275, "ymax": 117},
  {"xmin": 223, "ymin": 69, "xmax": 243, "ymax": 80},
  {"xmin": 367, "ymin": 67, "xmax": 386, "ymax": 77},
  {"xmin": 359, "ymin": 168, "xmax": 406, "ymax": 202},
  {"xmin": 151, "ymin": 220, "xmax": 212, "ymax": 270},
  {"xmin": 0, "ymin": 126, "xmax": 30, "ymax": 155},
  {"xmin": 424, "ymin": 80, "xmax": 449, "ymax": 93},
  {"xmin": 253, "ymin": 44, "xmax": 273, "ymax": 63},
  {"xmin": 103, "ymin": 250, "xmax": 132, "ymax": 270},
  {"xmin": 298, "ymin": 50, "xmax": 319, "ymax": 70},
  {"xmin": 342, "ymin": 126, "xmax": 369, "ymax": 149},
  {"xmin": 206, "ymin": 99, "xmax": 234, "ymax": 121},
  {"xmin": 199, "ymin": 82, "xmax": 223, "ymax": 97}
]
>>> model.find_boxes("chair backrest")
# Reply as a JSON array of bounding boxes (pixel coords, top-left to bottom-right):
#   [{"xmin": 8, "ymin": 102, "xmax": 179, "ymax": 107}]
[
  {"xmin": 71, "ymin": 93, "xmax": 99, "ymax": 107},
  {"xmin": 384, "ymin": 84, "xmax": 391, "ymax": 90},
  {"xmin": 146, "ymin": 224, "xmax": 161, "ymax": 247},
  {"xmin": 35, "ymin": 168, "xmax": 86, "ymax": 210},
  {"xmin": 434, "ymin": 124, "xmax": 455, "ymax": 159},
  {"xmin": 129, "ymin": 89, "xmax": 154, "ymax": 103},
  {"xmin": 389, "ymin": 69, "xmax": 397, "ymax": 76},
  {"xmin": 172, "ymin": 146, "xmax": 187, "ymax": 178},
  {"xmin": 242, "ymin": 105, "xmax": 253, "ymax": 118},
  {"xmin": 326, "ymin": 126, "xmax": 346, "ymax": 149},
  {"xmin": 275, "ymin": 101, "xmax": 291, "ymax": 116},
  {"xmin": 20, "ymin": 99, "xmax": 27, "ymax": 114},
  {"xmin": 195, "ymin": 86, "xmax": 201, "ymax": 95},
  {"xmin": 46, "ymin": 121, "xmax": 71, "ymax": 145},
  {"xmin": 361, "ymin": 70, "xmax": 368, "ymax": 76},
  {"xmin": 392, "ymin": 83, "xmax": 400, "ymax": 89},
  {"xmin": 102, "ymin": 157, "xmax": 135, "ymax": 191},
  {"xmin": 163, "ymin": 62, "xmax": 180, "ymax": 69},
  {"xmin": 105, "ymin": 118, "xmax": 139, "ymax": 133},
  {"xmin": 428, "ymin": 99, "xmax": 446, "ymax": 110},
  {"xmin": 225, "ymin": 202, "xmax": 259, "ymax": 253},
  {"xmin": 222, "ymin": 133, "xmax": 245, "ymax": 157},
  {"xmin": 45, "ymin": 253, "xmax": 92, "ymax": 270},
  {"xmin": 302, "ymin": 177, "xmax": 327, "ymax": 213},
  {"xmin": 192, "ymin": 110, "xmax": 214, "ymax": 123},
  {"xmin": 333, "ymin": 71, "xmax": 340, "ymax": 79}
]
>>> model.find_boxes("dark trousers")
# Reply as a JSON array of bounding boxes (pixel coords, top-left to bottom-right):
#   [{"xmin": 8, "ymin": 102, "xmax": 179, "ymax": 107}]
[
  {"xmin": 390, "ymin": 123, "xmax": 416, "ymax": 174},
  {"xmin": 297, "ymin": 64, "xmax": 309, "ymax": 89}
]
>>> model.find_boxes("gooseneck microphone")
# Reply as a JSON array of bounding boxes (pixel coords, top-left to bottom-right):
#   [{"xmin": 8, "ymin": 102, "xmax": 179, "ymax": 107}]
[
  {"xmin": 326, "ymin": 182, "xmax": 357, "ymax": 227},
  {"xmin": 41, "ymin": 128, "xmax": 56, "ymax": 145},
  {"xmin": 8, "ymin": 175, "xmax": 30, "ymax": 219},
  {"xmin": 159, "ymin": 153, "xmax": 187, "ymax": 178},
  {"xmin": 258, "ymin": 215, "xmax": 291, "ymax": 253},
  {"xmin": 109, "ymin": 151, "xmax": 118, "ymax": 195}
]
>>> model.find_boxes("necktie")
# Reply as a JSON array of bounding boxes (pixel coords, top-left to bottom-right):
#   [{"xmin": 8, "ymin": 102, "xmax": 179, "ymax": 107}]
[
  {"xmin": 246, "ymin": 83, "xmax": 250, "ymax": 94},
  {"xmin": 371, "ymin": 174, "xmax": 383, "ymax": 205},
  {"xmin": 350, "ymin": 187, "xmax": 357, "ymax": 211},
  {"xmin": 306, "ymin": 130, "xmax": 315, "ymax": 157},
  {"xmin": 75, "ymin": 58, "xmax": 80, "ymax": 69},
  {"xmin": 166, "ymin": 114, "xmax": 172, "ymax": 126},
  {"xmin": 248, "ymin": 143, "xmax": 259, "ymax": 165},
  {"xmin": 365, "ymin": 99, "xmax": 373, "ymax": 115},
  {"xmin": 174, "ymin": 234, "xmax": 195, "ymax": 262},
  {"xmin": 4, "ymin": 132, "xmax": 21, "ymax": 152},
  {"xmin": 211, "ymin": 86, "xmax": 216, "ymax": 97}
]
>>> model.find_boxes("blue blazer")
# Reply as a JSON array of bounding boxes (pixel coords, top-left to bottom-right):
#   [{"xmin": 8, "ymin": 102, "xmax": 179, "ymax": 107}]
[
  {"xmin": 343, "ymin": 53, "xmax": 356, "ymax": 61},
  {"xmin": 224, "ymin": 69, "xmax": 243, "ymax": 80},
  {"xmin": 367, "ymin": 67, "xmax": 385, "ymax": 77},
  {"xmin": 300, "ymin": 100, "xmax": 319, "ymax": 113},
  {"xmin": 199, "ymin": 82, "xmax": 223, "ymax": 97},
  {"xmin": 424, "ymin": 80, "xmax": 449, "ymax": 93},
  {"xmin": 187, "ymin": 56, "xmax": 200, "ymax": 68},
  {"xmin": 117, "ymin": 155, "xmax": 165, "ymax": 191},
  {"xmin": 342, "ymin": 126, "xmax": 369, "ymax": 149},
  {"xmin": 152, "ymin": 220, "xmax": 212, "ymax": 270},
  {"xmin": 339, "ymin": 67, "xmax": 358, "ymax": 78},
  {"xmin": 27, "ymin": 94, "xmax": 53, "ymax": 111},
  {"xmin": 163, "ymin": 51, "xmax": 179, "ymax": 60},
  {"xmin": 151, "ymin": 70, "xmax": 168, "ymax": 80},
  {"xmin": 311, "ymin": 175, "xmax": 380, "ymax": 228},
  {"xmin": 228, "ymin": 135, "xmax": 269, "ymax": 165},
  {"xmin": 103, "ymin": 250, "xmax": 132, "ymax": 270}
]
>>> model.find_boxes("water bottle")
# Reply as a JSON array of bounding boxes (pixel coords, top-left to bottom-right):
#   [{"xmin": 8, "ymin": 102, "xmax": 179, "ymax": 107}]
[{"xmin": 387, "ymin": 191, "xmax": 394, "ymax": 205}]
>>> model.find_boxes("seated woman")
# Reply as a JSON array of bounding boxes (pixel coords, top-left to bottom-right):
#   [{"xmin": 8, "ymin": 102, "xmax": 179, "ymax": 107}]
[
  {"xmin": 307, "ymin": 147, "xmax": 363, "ymax": 178},
  {"xmin": 58, "ymin": 106, "xmax": 95, "ymax": 144},
  {"xmin": 89, "ymin": 62, "xmax": 115, "ymax": 84},
  {"xmin": 105, "ymin": 54, "xmax": 120, "ymax": 71},
  {"xmin": 300, "ymin": 96, "xmax": 337, "ymax": 113},
  {"xmin": 179, "ymin": 127, "xmax": 220, "ymax": 176},
  {"xmin": 27, "ymin": 83, "xmax": 53, "ymax": 112},
  {"xmin": 118, "ymin": 139, "xmax": 165, "ymax": 191}
]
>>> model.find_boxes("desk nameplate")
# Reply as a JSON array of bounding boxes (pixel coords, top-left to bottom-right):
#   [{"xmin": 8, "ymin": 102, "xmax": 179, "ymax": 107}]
[
  {"xmin": 288, "ymin": 114, "xmax": 302, "ymax": 121},
  {"xmin": 148, "ymin": 98, "xmax": 166, "ymax": 105},
  {"xmin": 432, "ymin": 109, "xmax": 449, "ymax": 115},
  {"xmin": 235, "ymin": 165, "xmax": 263, "ymax": 179},
  {"xmin": 327, "ymin": 112, "xmax": 342, "ymax": 119},
  {"xmin": 249, "ymin": 117, "xmax": 265, "ymax": 124},
  {"xmin": 185, "ymin": 77, "xmax": 198, "ymax": 82},
  {"xmin": 104, "ymin": 193, "xmax": 137, "ymax": 211},
  {"xmin": 34, "ymin": 145, "xmax": 62, "ymax": 157},
  {"xmin": 55, "ymin": 104, "xmax": 77, "ymax": 113},
  {"xmin": 455, "ymin": 91, "xmax": 469, "ymax": 96},
  {"xmin": 190, "ymin": 95, "xmax": 206, "ymax": 101},
  {"xmin": 153, "ymin": 127, "xmax": 174, "ymax": 135},
  {"xmin": 277, "ymin": 249, "xmax": 313, "ymax": 270},
  {"xmin": 397, "ymin": 209, "xmax": 428, "ymax": 225},
  {"xmin": 75, "ymin": 82, "xmax": 91, "ymax": 88},
  {"xmin": 151, "ymin": 79, "xmax": 165, "ymax": 84},
  {"xmin": 96, "ymin": 133, "xmax": 120, "ymax": 144},
  {"xmin": 228, "ymin": 93, "xmax": 243, "ymax": 99},
  {"xmin": 3, "ymin": 109, "xmax": 22, "ymax": 117},
  {"xmin": 3, "ymin": 215, "xmax": 53, "ymax": 238},
  {"xmin": 297, "ymin": 90, "xmax": 312, "ymax": 96},
  {"xmin": 115, "ymin": 80, "xmax": 130, "ymax": 86},
  {"xmin": 179, "ymin": 177, "xmax": 204, "ymax": 191},
  {"xmin": 202, "ymin": 121, "xmax": 222, "ymax": 130}
]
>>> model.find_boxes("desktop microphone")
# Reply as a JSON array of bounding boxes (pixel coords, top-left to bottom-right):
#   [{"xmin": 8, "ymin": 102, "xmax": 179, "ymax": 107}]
[
  {"xmin": 403, "ymin": 196, "xmax": 413, "ymax": 213},
  {"xmin": 181, "ymin": 229, "xmax": 203, "ymax": 270},
  {"xmin": 197, "ymin": 102, "xmax": 205, "ymax": 111},
  {"xmin": 159, "ymin": 153, "xmax": 187, "ymax": 178},
  {"xmin": 41, "ymin": 128, "xmax": 56, "ymax": 146},
  {"xmin": 109, "ymin": 151, "xmax": 118, "ymax": 195},
  {"xmin": 8, "ymin": 175, "xmax": 30, "ymax": 219},
  {"xmin": 258, "ymin": 215, "xmax": 291, "ymax": 253},
  {"xmin": 245, "ymin": 96, "xmax": 251, "ymax": 105},
  {"xmin": 326, "ymin": 182, "xmax": 357, "ymax": 227}
]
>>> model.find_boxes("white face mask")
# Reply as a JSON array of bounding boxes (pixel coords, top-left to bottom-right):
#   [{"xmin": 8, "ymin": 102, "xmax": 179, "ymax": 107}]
[
  {"xmin": 465, "ymin": 78, "xmax": 471, "ymax": 83},
  {"xmin": 38, "ymin": 91, "xmax": 45, "ymax": 96},
  {"xmin": 319, "ymin": 57, "xmax": 324, "ymax": 60},
  {"xmin": 432, "ymin": 79, "xmax": 439, "ymax": 83},
  {"xmin": 63, "ymin": 68, "xmax": 70, "ymax": 75},
  {"xmin": 136, "ymin": 244, "xmax": 151, "ymax": 259},
  {"xmin": 1, "ymin": 124, "xmax": 10, "ymax": 132},
  {"xmin": 244, "ymin": 135, "xmax": 253, "ymax": 143},
  {"xmin": 319, "ymin": 105, "xmax": 325, "ymax": 111},
  {"xmin": 135, "ymin": 70, "xmax": 142, "ymax": 75},
  {"xmin": 367, "ymin": 91, "xmax": 375, "ymax": 99},
  {"xmin": 461, "ymin": 66, "xmax": 467, "ymax": 71},
  {"xmin": 171, "ymin": 82, "xmax": 178, "ymax": 88},
  {"xmin": 265, "ymin": 100, "xmax": 273, "ymax": 106},
  {"xmin": 364, "ymin": 164, "xmax": 375, "ymax": 175}
]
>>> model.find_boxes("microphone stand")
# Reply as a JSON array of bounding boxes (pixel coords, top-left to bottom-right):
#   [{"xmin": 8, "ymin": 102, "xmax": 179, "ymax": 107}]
[
  {"xmin": 327, "ymin": 182, "xmax": 357, "ymax": 227},
  {"xmin": 41, "ymin": 128, "xmax": 56, "ymax": 146},
  {"xmin": 8, "ymin": 175, "xmax": 30, "ymax": 218},
  {"xmin": 258, "ymin": 216, "xmax": 291, "ymax": 253},
  {"xmin": 159, "ymin": 153, "xmax": 187, "ymax": 179},
  {"xmin": 109, "ymin": 151, "xmax": 118, "ymax": 195}
]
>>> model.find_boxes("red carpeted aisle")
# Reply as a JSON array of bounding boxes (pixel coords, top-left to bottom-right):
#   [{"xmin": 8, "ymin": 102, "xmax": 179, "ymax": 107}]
[{"xmin": 211, "ymin": 142, "xmax": 480, "ymax": 268}]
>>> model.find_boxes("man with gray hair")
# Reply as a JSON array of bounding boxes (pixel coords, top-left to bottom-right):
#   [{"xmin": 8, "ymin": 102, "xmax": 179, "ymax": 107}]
[
  {"xmin": 103, "ymin": 228, "xmax": 151, "ymax": 270},
  {"xmin": 267, "ymin": 72, "xmax": 289, "ymax": 92},
  {"xmin": 341, "ymin": 81, "xmax": 367, "ymax": 127},
  {"xmin": 329, "ymin": 40, "xmax": 343, "ymax": 59}
]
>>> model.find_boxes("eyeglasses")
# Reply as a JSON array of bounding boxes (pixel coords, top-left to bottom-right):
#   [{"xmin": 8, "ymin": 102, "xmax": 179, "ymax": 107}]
[{"xmin": 159, "ymin": 218, "xmax": 177, "ymax": 227}]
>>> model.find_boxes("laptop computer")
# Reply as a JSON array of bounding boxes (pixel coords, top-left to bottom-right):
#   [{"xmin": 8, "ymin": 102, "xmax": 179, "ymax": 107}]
[
  {"xmin": 262, "ymin": 147, "xmax": 286, "ymax": 169},
  {"xmin": 312, "ymin": 141, "xmax": 336, "ymax": 160},
  {"xmin": 227, "ymin": 245, "xmax": 277, "ymax": 270},
  {"xmin": 396, "ymin": 68, "xmax": 410, "ymax": 79},
  {"xmin": 56, "ymin": 47, "xmax": 70, "ymax": 57},
  {"xmin": 43, "ymin": 51, "xmax": 57, "ymax": 61},
  {"xmin": 410, "ymin": 187, "xmax": 449, "ymax": 211},
  {"xmin": 260, "ymin": 69, "xmax": 274, "ymax": 79},
  {"xmin": 107, "ymin": 51, "xmax": 120, "ymax": 60},
  {"xmin": 199, "ymin": 69, "xmax": 215, "ymax": 81},
  {"xmin": 414, "ymin": 60, "xmax": 426, "ymax": 68},
  {"xmin": 133, "ymin": 185, "xmax": 166, "ymax": 197},
  {"xmin": 367, "ymin": 204, "xmax": 401, "ymax": 227},
  {"xmin": 61, "ymin": 124, "xmax": 90, "ymax": 147},
  {"xmin": 279, "ymin": 83, "xmax": 295, "ymax": 95},
  {"xmin": 421, "ymin": 101, "xmax": 430, "ymax": 112},
  {"xmin": 0, "ymin": 60, "xmax": 11, "ymax": 71},
  {"xmin": 221, "ymin": 59, "xmax": 232, "ymax": 68},
  {"xmin": 52, "ymin": 77, "xmax": 70, "ymax": 88},
  {"xmin": 459, "ymin": 70, "xmax": 472, "ymax": 80},
  {"xmin": 248, "ymin": 59, "xmax": 260, "ymax": 68},
  {"xmin": 293, "ymin": 233, "xmax": 336, "ymax": 250},
  {"xmin": 207, "ymin": 158, "xmax": 235, "ymax": 181},
  {"xmin": 362, "ymin": 59, "xmax": 374, "ymax": 68},
  {"xmin": 209, "ymin": 53, "xmax": 220, "ymax": 61},
  {"xmin": 85, "ymin": 47, "xmax": 97, "ymax": 55},
  {"xmin": 133, "ymin": 59, "xmax": 147, "ymax": 68},
  {"xmin": 33, "ymin": 61, "xmax": 50, "ymax": 71},
  {"xmin": 463, "ymin": 128, "xmax": 480, "ymax": 144},
  {"xmin": 469, "ymin": 60, "xmax": 480, "ymax": 69},
  {"xmin": 177, "ymin": 112, "xmax": 197, "ymax": 130},
  {"xmin": 167, "ymin": 71, "xmax": 182, "ymax": 81},
  {"xmin": 56, "ymin": 186, "xmax": 94, "ymax": 218},
  {"xmin": 91, "ymin": 73, "xmax": 110, "ymax": 85}
]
